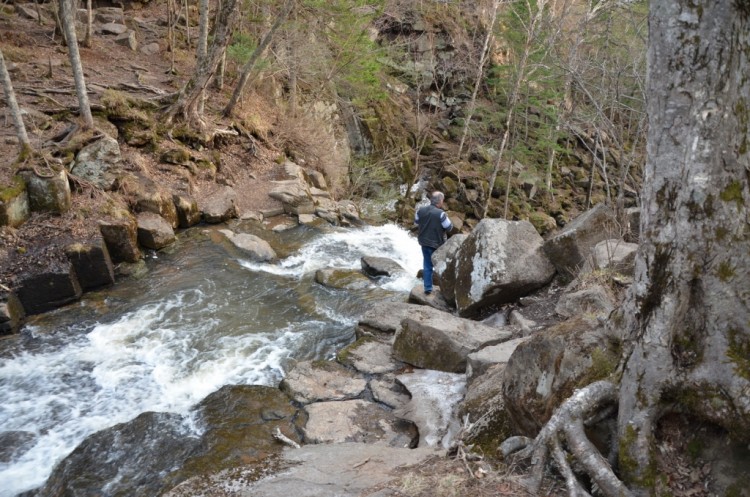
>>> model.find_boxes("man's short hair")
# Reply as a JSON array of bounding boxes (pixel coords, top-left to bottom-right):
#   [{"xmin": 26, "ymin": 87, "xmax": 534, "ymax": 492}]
[{"xmin": 430, "ymin": 191, "xmax": 445, "ymax": 206}]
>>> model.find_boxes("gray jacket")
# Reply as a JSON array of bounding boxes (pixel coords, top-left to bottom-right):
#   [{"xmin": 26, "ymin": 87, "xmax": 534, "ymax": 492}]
[{"xmin": 415, "ymin": 205, "xmax": 452, "ymax": 249}]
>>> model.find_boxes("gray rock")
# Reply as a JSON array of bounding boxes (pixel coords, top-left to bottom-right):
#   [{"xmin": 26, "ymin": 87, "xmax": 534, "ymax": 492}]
[
  {"xmin": 0, "ymin": 292, "xmax": 25, "ymax": 336},
  {"xmin": 20, "ymin": 168, "xmax": 71, "ymax": 214},
  {"xmin": 94, "ymin": 7, "xmax": 123, "ymax": 24},
  {"xmin": 0, "ymin": 178, "xmax": 29, "ymax": 228},
  {"xmin": 407, "ymin": 285, "xmax": 452, "ymax": 312},
  {"xmin": 467, "ymin": 337, "xmax": 528, "ymax": 379},
  {"xmin": 132, "ymin": 177, "xmax": 179, "ymax": 229},
  {"xmin": 140, "ymin": 42, "xmax": 161, "ymax": 55},
  {"xmin": 172, "ymin": 194, "xmax": 201, "ymax": 228},
  {"xmin": 302, "ymin": 400, "xmax": 417, "ymax": 447},
  {"xmin": 218, "ymin": 230, "xmax": 276, "ymax": 262},
  {"xmin": 589, "ymin": 238, "xmax": 638, "ymax": 275},
  {"xmin": 165, "ymin": 443, "xmax": 442, "ymax": 497},
  {"xmin": 201, "ymin": 186, "xmax": 238, "ymax": 223},
  {"xmin": 543, "ymin": 203, "xmax": 617, "ymax": 281},
  {"xmin": 458, "ymin": 363, "xmax": 512, "ymax": 452},
  {"xmin": 15, "ymin": 261, "xmax": 82, "ymax": 315},
  {"xmin": 432, "ymin": 234, "xmax": 466, "ymax": 305},
  {"xmin": 370, "ymin": 376, "xmax": 411, "ymax": 410},
  {"xmin": 279, "ymin": 361, "xmax": 366, "ymax": 405},
  {"xmin": 136, "ymin": 212, "xmax": 176, "ymax": 250},
  {"xmin": 451, "ymin": 219, "xmax": 555, "ymax": 317},
  {"xmin": 99, "ymin": 217, "xmax": 141, "ymax": 263},
  {"xmin": 503, "ymin": 316, "xmax": 620, "ymax": 436},
  {"xmin": 395, "ymin": 369, "xmax": 466, "ymax": 448},
  {"xmin": 508, "ymin": 309, "xmax": 536, "ymax": 335},
  {"xmin": 555, "ymin": 285, "xmax": 615, "ymax": 319},
  {"xmin": 356, "ymin": 301, "xmax": 422, "ymax": 337},
  {"xmin": 71, "ymin": 135, "xmax": 122, "ymax": 190},
  {"xmin": 307, "ymin": 170, "xmax": 327, "ymax": 189},
  {"xmin": 115, "ymin": 30, "xmax": 137, "ymax": 51},
  {"xmin": 338, "ymin": 338, "xmax": 404, "ymax": 375},
  {"xmin": 100, "ymin": 22, "xmax": 128, "ymax": 35},
  {"xmin": 314, "ymin": 268, "xmax": 371, "ymax": 290},
  {"xmin": 15, "ymin": 3, "xmax": 40, "ymax": 20},
  {"xmin": 361, "ymin": 256, "xmax": 406, "ymax": 278},
  {"xmin": 338, "ymin": 200, "xmax": 362, "ymax": 226},
  {"xmin": 392, "ymin": 306, "xmax": 513, "ymax": 373},
  {"xmin": 65, "ymin": 239, "xmax": 115, "ymax": 291}
]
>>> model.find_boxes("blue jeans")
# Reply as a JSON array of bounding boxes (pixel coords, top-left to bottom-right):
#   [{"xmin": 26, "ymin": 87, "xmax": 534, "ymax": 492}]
[{"xmin": 421, "ymin": 245, "xmax": 436, "ymax": 292}]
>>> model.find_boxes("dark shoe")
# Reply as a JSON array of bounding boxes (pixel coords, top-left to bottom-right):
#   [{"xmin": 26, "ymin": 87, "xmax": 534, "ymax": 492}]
[{"xmin": 424, "ymin": 290, "xmax": 432, "ymax": 295}]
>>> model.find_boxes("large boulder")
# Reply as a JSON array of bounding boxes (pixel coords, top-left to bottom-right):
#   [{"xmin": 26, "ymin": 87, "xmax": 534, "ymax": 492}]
[
  {"xmin": 392, "ymin": 306, "xmax": 513, "ymax": 373},
  {"xmin": 451, "ymin": 219, "xmax": 556, "ymax": 317},
  {"xmin": 65, "ymin": 239, "xmax": 115, "ymax": 290},
  {"xmin": 355, "ymin": 301, "xmax": 421, "ymax": 338},
  {"xmin": 337, "ymin": 338, "xmax": 405, "ymax": 375},
  {"xmin": 200, "ymin": 186, "xmax": 238, "ymax": 223},
  {"xmin": 555, "ymin": 285, "xmax": 615, "ymax": 319},
  {"xmin": 218, "ymin": 230, "xmax": 276, "ymax": 262},
  {"xmin": 314, "ymin": 268, "xmax": 371, "ymax": 290},
  {"xmin": 543, "ymin": 203, "xmax": 617, "ymax": 281},
  {"xmin": 0, "ymin": 176, "xmax": 30, "ymax": 228},
  {"xmin": 302, "ymin": 400, "xmax": 417, "ymax": 447},
  {"xmin": 269, "ymin": 177, "xmax": 314, "ymax": 216},
  {"xmin": 503, "ymin": 316, "xmax": 621, "ymax": 436},
  {"xmin": 99, "ymin": 217, "xmax": 141, "ymax": 263},
  {"xmin": 15, "ymin": 261, "xmax": 82, "ymax": 315},
  {"xmin": 458, "ymin": 363, "xmax": 513, "ymax": 454},
  {"xmin": 279, "ymin": 360, "xmax": 366, "ymax": 405},
  {"xmin": 432, "ymin": 234, "xmax": 466, "ymax": 308},
  {"xmin": 136, "ymin": 212, "xmax": 176, "ymax": 250},
  {"xmin": 20, "ymin": 168, "xmax": 71, "ymax": 214},
  {"xmin": 132, "ymin": 177, "xmax": 179, "ymax": 229},
  {"xmin": 70, "ymin": 135, "xmax": 122, "ymax": 190}
]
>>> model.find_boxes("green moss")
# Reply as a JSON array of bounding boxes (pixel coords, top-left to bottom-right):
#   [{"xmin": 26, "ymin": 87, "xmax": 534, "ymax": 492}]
[
  {"xmin": 715, "ymin": 226, "xmax": 730, "ymax": 242},
  {"xmin": 727, "ymin": 328, "xmax": 750, "ymax": 381},
  {"xmin": 0, "ymin": 176, "xmax": 26, "ymax": 203},
  {"xmin": 720, "ymin": 181, "xmax": 744, "ymax": 206},
  {"xmin": 619, "ymin": 424, "xmax": 659, "ymax": 489},
  {"xmin": 718, "ymin": 261, "xmax": 735, "ymax": 281},
  {"xmin": 586, "ymin": 346, "xmax": 619, "ymax": 382}
]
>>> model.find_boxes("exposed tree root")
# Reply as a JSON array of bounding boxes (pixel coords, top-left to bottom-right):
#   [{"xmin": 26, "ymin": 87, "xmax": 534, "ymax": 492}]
[{"xmin": 501, "ymin": 380, "xmax": 631, "ymax": 497}]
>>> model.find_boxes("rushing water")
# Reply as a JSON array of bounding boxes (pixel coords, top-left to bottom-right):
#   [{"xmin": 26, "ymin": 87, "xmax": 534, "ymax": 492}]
[{"xmin": 0, "ymin": 222, "xmax": 422, "ymax": 496}]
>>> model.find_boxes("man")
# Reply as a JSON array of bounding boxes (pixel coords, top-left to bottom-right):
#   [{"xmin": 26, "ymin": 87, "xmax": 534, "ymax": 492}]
[{"xmin": 414, "ymin": 191, "xmax": 452, "ymax": 295}]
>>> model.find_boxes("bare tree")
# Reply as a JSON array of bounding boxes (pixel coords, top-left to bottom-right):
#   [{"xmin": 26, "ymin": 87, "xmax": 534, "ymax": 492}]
[
  {"xmin": 223, "ymin": 0, "xmax": 296, "ymax": 117},
  {"xmin": 59, "ymin": 0, "xmax": 94, "ymax": 128},
  {"xmin": 0, "ymin": 49, "xmax": 32, "ymax": 156},
  {"xmin": 503, "ymin": 2, "xmax": 750, "ymax": 495},
  {"xmin": 196, "ymin": 0, "xmax": 210, "ymax": 114},
  {"xmin": 84, "ymin": 0, "xmax": 93, "ymax": 48},
  {"xmin": 164, "ymin": 0, "xmax": 240, "ymax": 128}
]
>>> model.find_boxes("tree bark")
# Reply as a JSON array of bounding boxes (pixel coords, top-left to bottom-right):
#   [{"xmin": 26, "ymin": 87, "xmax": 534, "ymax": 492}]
[
  {"xmin": 196, "ymin": 0, "xmax": 210, "ymax": 115},
  {"xmin": 84, "ymin": 0, "xmax": 93, "ymax": 48},
  {"xmin": 59, "ymin": 0, "xmax": 94, "ymax": 128},
  {"xmin": 164, "ymin": 0, "xmax": 240, "ymax": 128},
  {"xmin": 616, "ymin": 1, "xmax": 750, "ymax": 492},
  {"xmin": 223, "ymin": 0, "xmax": 295, "ymax": 117},
  {"xmin": 0, "ymin": 49, "xmax": 32, "ymax": 155}
]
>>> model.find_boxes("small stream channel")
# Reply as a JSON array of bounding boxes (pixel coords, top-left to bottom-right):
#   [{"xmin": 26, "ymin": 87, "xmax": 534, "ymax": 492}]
[{"xmin": 0, "ymin": 221, "xmax": 422, "ymax": 496}]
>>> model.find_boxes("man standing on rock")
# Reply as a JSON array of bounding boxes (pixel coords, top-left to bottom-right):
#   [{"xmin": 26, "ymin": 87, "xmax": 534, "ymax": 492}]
[{"xmin": 415, "ymin": 191, "xmax": 452, "ymax": 295}]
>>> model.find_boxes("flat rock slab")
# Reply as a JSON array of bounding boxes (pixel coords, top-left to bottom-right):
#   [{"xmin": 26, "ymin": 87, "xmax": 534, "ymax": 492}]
[
  {"xmin": 407, "ymin": 285, "xmax": 452, "ymax": 312},
  {"xmin": 356, "ymin": 301, "xmax": 423, "ymax": 336},
  {"xmin": 338, "ymin": 338, "xmax": 404, "ymax": 375},
  {"xmin": 370, "ymin": 376, "xmax": 411, "ymax": 410},
  {"xmin": 302, "ymin": 399, "xmax": 417, "ymax": 447},
  {"xmin": 165, "ymin": 443, "xmax": 444, "ymax": 497},
  {"xmin": 279, "ymin": 361, "xmax": 366, "ymax": 405}
]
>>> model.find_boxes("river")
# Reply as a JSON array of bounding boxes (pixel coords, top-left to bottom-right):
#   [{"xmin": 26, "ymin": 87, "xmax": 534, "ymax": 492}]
[{"xmin": 0, "ymin": 222, "xmax": 422, "ymax": 496}]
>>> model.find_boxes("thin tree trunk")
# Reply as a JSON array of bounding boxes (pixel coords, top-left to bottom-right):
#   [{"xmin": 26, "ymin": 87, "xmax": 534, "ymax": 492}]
[
  {"xmin": 164, "ymin": 0, "xmax": 240, "ymax": 127},
  {"xmin": 213, "ymin": 0, "xmax": 225, "ymax": 90},
  {"xmin": 457, "ymin": 0, "xmax": 499, "ymax": 160},
  {"xmin": 59, "ymin": 0, "xmax": 94, "ymax": 128},
  {"xmin": 84, "ymin": 0, "xmax": 93, "ymax": 48},
  {"xmin": 196, "ymin": 0, "xmax": 209, "ymax": 115},
  {"xmin": 0, "ymin": 49, "xmax": 32, "ymax": 155},
  {"xmin": 223, "ymin": 0, "xmax": 295, "ymax": 117},
  {"xmin": 184, "ymin": 0, "xmax": 190, "ymax": 47}
]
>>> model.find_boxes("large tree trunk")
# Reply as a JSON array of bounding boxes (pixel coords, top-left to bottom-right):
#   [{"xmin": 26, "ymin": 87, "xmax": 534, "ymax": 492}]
[
  {"xmin": 503, "ymin": 2, "xmax": 749, "ymax": 495},
  {"xmin": 0, "ymin": 49, "xmax": 32, "ymax": 155},
  {"xmin": 616, "ymin": 0, "xmax": 750, "ymax": 492},
  {"xmin": 163, "ymin": 0, "xmax": 240, "ymax": 128},
  {"xmin": 59, "ymin": 0, "xmax": 94, "ymax": 128}
]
